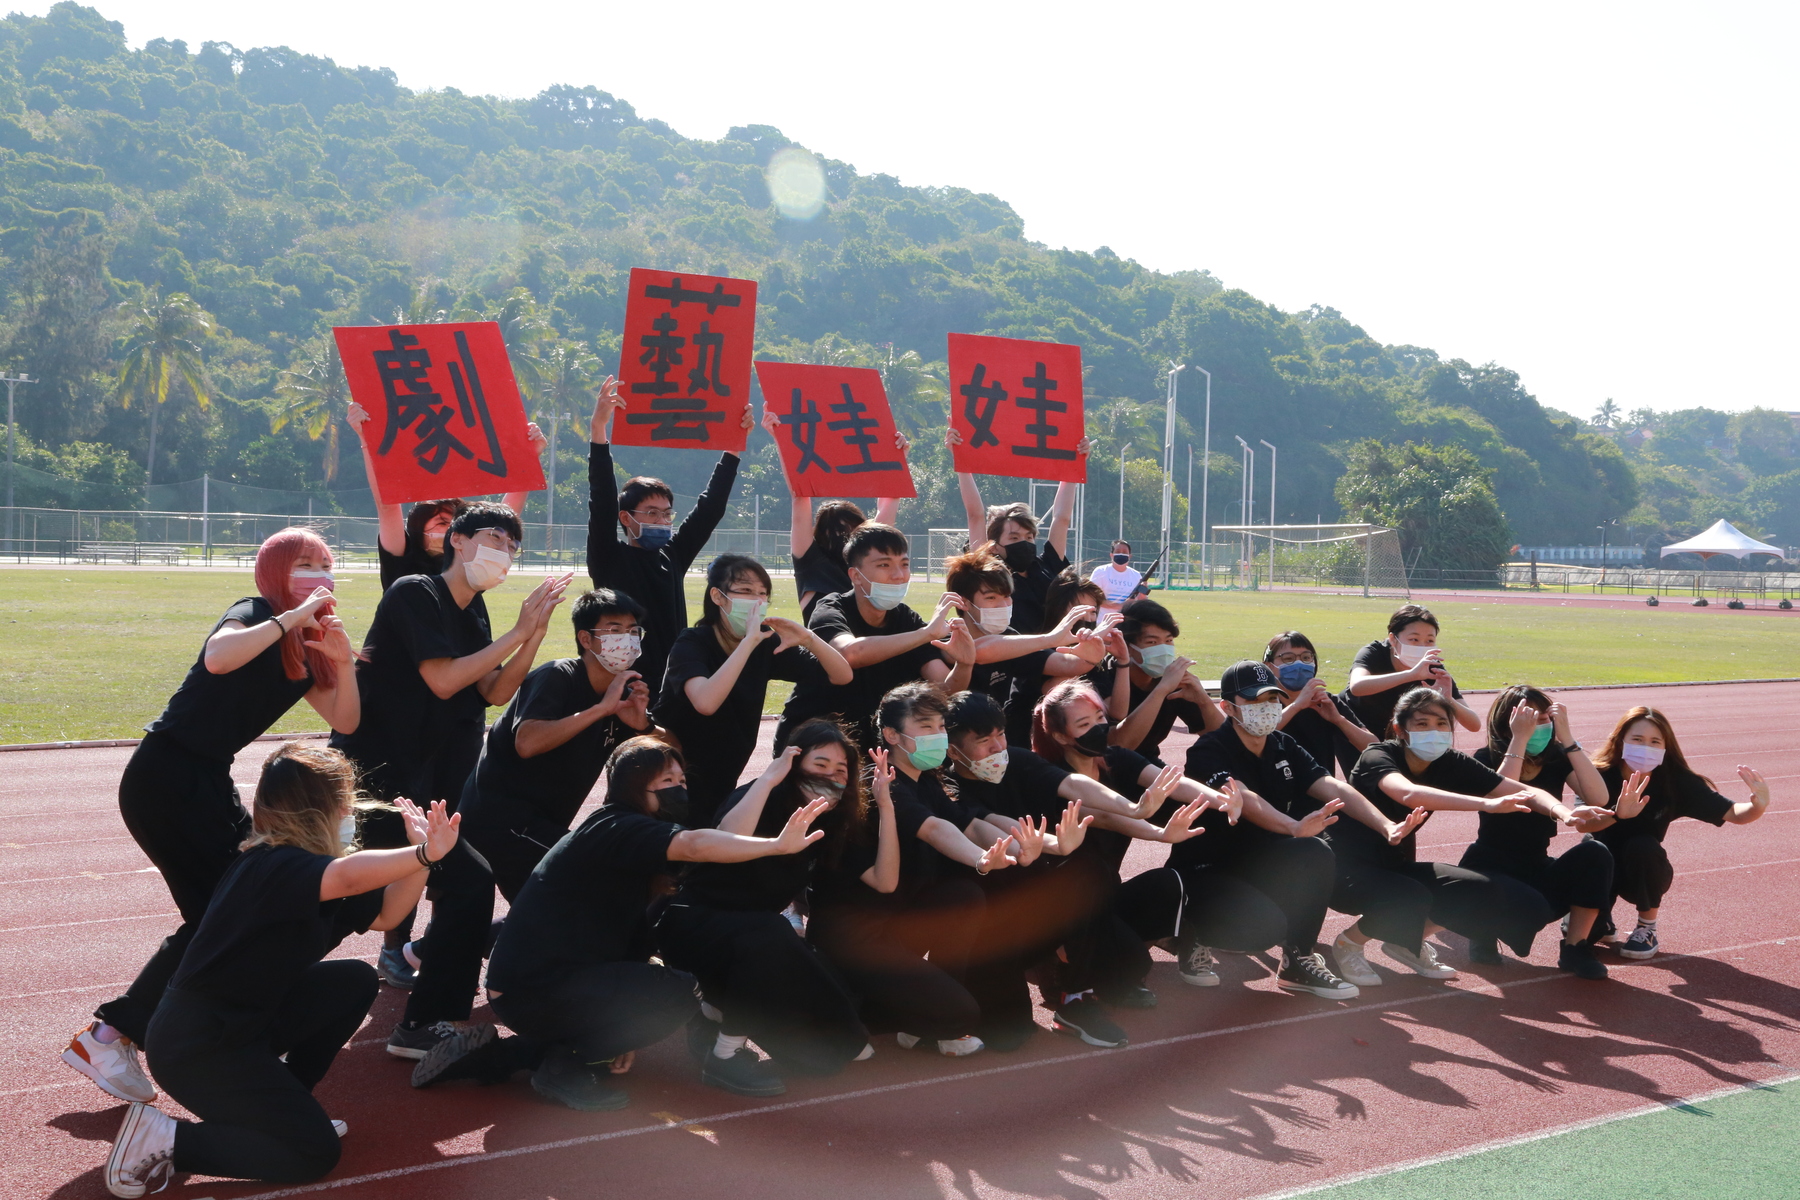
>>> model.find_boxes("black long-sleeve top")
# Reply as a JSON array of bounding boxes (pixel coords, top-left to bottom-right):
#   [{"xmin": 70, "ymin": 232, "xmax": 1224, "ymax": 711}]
[{"xmin": 586, "ymin": 442, "xmax": 738, "ymax": 706}]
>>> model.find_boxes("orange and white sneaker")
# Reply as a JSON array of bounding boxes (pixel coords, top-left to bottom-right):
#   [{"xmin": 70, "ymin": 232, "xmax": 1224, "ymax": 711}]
[{"xmin": 64, "ymin": 1023, "xmax": 156, "ymax": 1103}]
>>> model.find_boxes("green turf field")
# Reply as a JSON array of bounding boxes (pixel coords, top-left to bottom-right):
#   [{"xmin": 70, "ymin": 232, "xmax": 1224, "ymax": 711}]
[
  {"xmin": 1298, "ymin": 1073, "xmax": 1800, "ymax": 1199},
  {"xmin": 0, "ymin": 568, "xmax": 1794, "ymax": 743}
]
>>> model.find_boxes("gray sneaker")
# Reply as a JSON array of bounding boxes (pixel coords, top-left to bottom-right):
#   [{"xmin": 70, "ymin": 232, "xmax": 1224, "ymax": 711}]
[
  {"xmin": 1382, "ymin": 939, "xmax": 1458, "ymax": 979},
  {"xmin": 1176, "ymin": 936, "xmax": 1220, "ymax": 987},
  {"xmin": 1331, "ymin": 932, "xmax": 1383, "ymax": 986}
]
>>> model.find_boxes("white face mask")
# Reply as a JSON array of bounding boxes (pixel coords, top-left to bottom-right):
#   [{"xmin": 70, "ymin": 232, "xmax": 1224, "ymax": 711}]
[
  {"xmin": 1235, "ymin": 700, "xmax": 1284, "ymax": 738},
  {"xmin": 463, "ymin": 544, "xmax": 512, "ymax": 591},
  {"xmin": 960, "ymin": 747, "xmax": 1009, "ymax": 783},
  {"xmin": 338, "ymin": 811, "xmax": 357, "ymax": 849},
  {"xmin": 1621, "ymin": 743, "xmax": 1665, "ymax": 773},
  {"xmin": 1137, "ymin": 644, "xmax": 1180, "ymax": 678},
  {"xmin": 856, "ymin": 571, "xmax": 910, "ymax": 611},
  {"xmin": 593, "ymin": 632, "xmax": 642, "ymax": 673},
  {"xmin": 1392, "ymin": 641, "xmax": 1431, "ymax": 667},
  {"xmin": 1407, "ymin": 729, "xmax": 1454, "ymax": 762},
  {"xmin": 974, "ymin": 604, "xmax": 1013, "ymax": 634}
]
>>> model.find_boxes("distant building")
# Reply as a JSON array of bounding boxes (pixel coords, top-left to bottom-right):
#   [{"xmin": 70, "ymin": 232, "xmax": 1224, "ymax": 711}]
[{"xmin": 1517, "ymin": 545, "xmax": 1645, "ymax": 564}]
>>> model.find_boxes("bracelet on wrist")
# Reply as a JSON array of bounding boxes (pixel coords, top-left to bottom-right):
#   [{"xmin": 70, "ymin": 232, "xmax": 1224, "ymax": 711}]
[
  {"xmin": 270, "ymin": 613, "xmax": 287, "ymax": 635},
  {"xmin": 416, "ymin": 844, "xmax": 442, "ymax": 870}
]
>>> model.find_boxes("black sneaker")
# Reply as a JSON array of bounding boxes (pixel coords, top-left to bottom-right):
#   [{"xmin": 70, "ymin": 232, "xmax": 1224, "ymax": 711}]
[
  {"xmin": 530, "ymin": 1048, "xmax": 629, "ymax": 1111},
  {"xmin": 377, "ymin": 946, "xmax": 416, "ymax": 989},
  {"xmin": 411, "ymin": 1023, "xmax": 498, "ymax": 1088},
  {"xmin": 1468, "ymin": 938, "xmax": 1503, "ymax": 965},
  {"xmin": 1098, "ymin": 984, "xmax": 1158, "ymax": 1009},
  {"xmin": 701, "ymin": 1048, "xmax": 786, "ymax": 1097},
  {"xmin": 1052, "ymin": 997, "xmax": 1129, "ymax": 1048},
  {"xmin": 1277, "ymin": 952, "xmax": 1360, "ymax": 1000},
  {"xmin": 1558, "ymin": 940, "xmax": 1609, "ymax": 980},
  {"xmin": 386, "ymin": 1019, "xmax": 458, "ymax": 1060},
  {"xmin": 1617, "ymin": 926, "xmax": 1659, "ymax": 960}
]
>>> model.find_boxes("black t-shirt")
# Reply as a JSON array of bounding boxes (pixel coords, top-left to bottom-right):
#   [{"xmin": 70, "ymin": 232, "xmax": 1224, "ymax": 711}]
[
  {"xmin": 1065, "ymin": 745, "xmax": 1156, "ymax": 873},
  {"xmin": 675, "ymin": 781, "xmax": 824, "ymax": 912},
  {"xmin": 1001, "ymin": 647, "xmax": 1060, "ymax": 746},
  {"xmin": 486, "ymin": 804, "xmax": 682, "ymax": 993},
  {"xmin": 1280, "ymin": 694, "xmax": 1369, "ymax": 780},
  {"xmin": 656, "ymin": 625, "xmax": 812, "ymax": 813},
  {"xmin": 170, "ymin": 844, "xmax": 381, "ymax": 1011},
  {"xmin": 776, "ymin": 590, "xmax": 945, "ymax": 752},
  {"xmin": 1009, "ymin": 542, "xmax": 1068, "ymax": 635},
  {"xmin": 951, "ymin": 746, "xmax": 1071, "ymax": 823},
  {"xmin": 1468, "ymin": 744, "xmax": 1575, "ymax": 863},
  {"xmin": 1181, "ymin": 725, "xmax": 1329, "ymax": 868},
  {"xmin": 968, "ymin": 627, "xmax": 1049, "ymax": 721},
  {"xmin": 1103, "ymin": 671, "xmax": 1208, "ymax": 764},
  {"xmin": 462, "ymin": 658, "xmax": 640, "ymax": 839},
  {"xmin": 146, "ymin": 597, "xmax": 314, "ymax": 762},
  {"xmin": 1593, "ymin": 764, "xmax": 1732, "ymax": 850},
  {"xmin": 1346, "ymin": 641, "xmax": 1463, "ymax": 737},
  {"xmin": 1345, "ymin": 740, "xmax": 1503, "ymax": 866},
  {"xmin": 330, "ymin": 573, "xmax": 491, "ymax": 802},
  {"xmin": 810, "ymin": 770, "xmax": 967, "ymax": 909},
  {"xmin": 794, "ymin": 543, "xmax": 852, "ymax": 624},
  {"xmin": 378, "ymin": 538, "xmax": 448, "ymax": 592},
  {"xmin": 586, "ymin": 443, "xmax": 737, "ymax": 707}
]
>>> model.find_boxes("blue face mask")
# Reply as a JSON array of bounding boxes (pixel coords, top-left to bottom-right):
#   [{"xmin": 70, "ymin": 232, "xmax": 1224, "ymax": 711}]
[
  {"xmin": 1407, "ymin": 730, "xmax": 1454, "ymax": 762},
  {"xmin": 1276, "ymin": 660, "xmax": 1316, "ymax": 690},
  {"xmin": 633, "ymin": 521, "xmax": 674, "ymax": 549}
]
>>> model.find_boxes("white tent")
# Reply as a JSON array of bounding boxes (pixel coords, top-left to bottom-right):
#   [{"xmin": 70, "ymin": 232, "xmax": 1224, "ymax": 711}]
[{"xmin": 1658, "ymin": 519, "xmax": 1786, "ymax": 561}]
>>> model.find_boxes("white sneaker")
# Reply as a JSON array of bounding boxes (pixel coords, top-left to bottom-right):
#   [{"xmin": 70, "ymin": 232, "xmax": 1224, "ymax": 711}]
[
  {"xmin": 1331, "ymin": 932, "xmax": 1383, "ymax": 987},
  {"xmin": 896, "ymin": 1032, "xmax": 985, "ymax": 1056},
  {"xmin": 64, "ymin": 1024, "xmax": 156, "ymax": 1103},
  {"xmin": 105, "ymin": 1103, "xmax": 176, "ymax": 1199},
  {"xmin": 332, "ymin": 1119, "xmax": 348, "ymax": 1137},
  {"xmin": 1383, "ymin": 939, "xmax": 1458, "ymax": 979},
  {"xmin": 402, "ymin": 941, "xmax": 423, "ymax": 971},
  {"xmin": 1176, "ymin": 938, "xmax": 1221, "ymax": 987},
  {"xmin": 853, "ymin": 1043, "xmax": 875, "ymax": 1062}
]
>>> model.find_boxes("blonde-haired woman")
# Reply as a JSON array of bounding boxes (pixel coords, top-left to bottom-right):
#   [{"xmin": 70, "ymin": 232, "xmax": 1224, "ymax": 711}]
[{"xmin": 103, "ymin": 743, "xmax": 456, "ymax": 1196}]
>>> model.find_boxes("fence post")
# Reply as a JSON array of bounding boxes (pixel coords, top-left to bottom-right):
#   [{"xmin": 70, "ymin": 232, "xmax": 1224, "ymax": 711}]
[{"xmin": 201, "ymin": 474, "xmax": 210, "ymax": 565}]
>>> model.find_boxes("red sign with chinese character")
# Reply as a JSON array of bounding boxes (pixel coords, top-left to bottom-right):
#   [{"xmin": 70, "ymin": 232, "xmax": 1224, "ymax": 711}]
[
  {"xmin": 334, "ymin": 322, "xmax": 546, "ymax": 505},
  {"xmin": 753, "ymin": 362, "xmax": 916, "ymax": 499},
  {"xmin": 946, "ymin": 333, "xmax": 1086, "ymax": 483},
  {"xmin": 613, "ymin": 267, "xmax": 757, "ymax": 452}
]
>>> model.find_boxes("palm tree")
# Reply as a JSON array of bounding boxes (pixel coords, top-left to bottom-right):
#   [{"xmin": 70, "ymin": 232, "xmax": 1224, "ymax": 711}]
[
  {"xmin": 1594, "ymin": 398, "xmax": 1621, "ymax": 429},
  {"xmin": 115, "ymin": 291, "xmax": 214, "ymax": 488},
  {"xmin": 272, "ymin": 335, "xmax": 351, "ymax": 484},
  {"xmin": 486, "ymin": 288, "xmax": 551, "ymax": 402}
]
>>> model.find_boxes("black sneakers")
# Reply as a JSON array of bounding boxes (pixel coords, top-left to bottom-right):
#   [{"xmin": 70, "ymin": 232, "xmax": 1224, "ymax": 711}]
[
  {"xmin": 1559, "ymin": 940, "xmax": 1609, "ymax": 980},
  {"xmin": 530, "ymin": 1047, "xmax": 629, "ymax": 1111},
  {"xmin": 1052, "ymin": 996, "xmax": 1129, "ymax": 1048},
  {"xmin": 1467, "ymin": 937, "xmax": 1503, "ymax": 965},
  {"xmin": 411, "ymin": 1023, "xmax": 499, "ymax": 1088},
  {"xmin": 701, "ymin": 1047, "xmax": 786, "ymax": 1097},
  {"xmin": 1277, "ymin": 952, "xmax": 1360, "ymax": 1000},
  {"xmin": 386, "ymin": 1020, "xmax": 459, "ymax": 1060}
]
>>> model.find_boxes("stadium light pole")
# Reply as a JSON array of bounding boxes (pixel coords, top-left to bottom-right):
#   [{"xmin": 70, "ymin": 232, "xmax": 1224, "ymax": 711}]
[
  {"xmin": 1118, "ymin": 443, "xmax": 1129, "ymax": 544},
  {"xmin": 2, "ymin": 371, "xmax": 35, "ymax": 555},
  {"xmin": 1260, "ymin": 439, "xmax": 1277, "ymax": 590},
  {"xmin": 1234, "ymin": 435, "xmax": 1253, "ymax": 575},
  {"xmin": 1185, "ymin": 444, "xmax": 1194, "ymax": 583},
  {"xmin": 1193, "ymin": 366, "xmax": 1211, "ymax": 586},
  {"xmin": 1158, "ymin": 363, "xmax": 1184, "ymax": 591}
]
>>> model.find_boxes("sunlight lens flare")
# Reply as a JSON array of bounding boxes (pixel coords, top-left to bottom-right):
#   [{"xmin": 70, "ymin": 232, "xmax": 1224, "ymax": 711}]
[{"xmin": 767, "ymin": 147, "xmax": 827, "ymax": 220}]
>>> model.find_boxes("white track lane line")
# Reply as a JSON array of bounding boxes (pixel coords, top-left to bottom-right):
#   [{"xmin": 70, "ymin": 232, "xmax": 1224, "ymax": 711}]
[
  {"xmin": 214, "ymin": 929, "xmax": 1800, "ymax": 1200},
  {"xmin": 1244, "ymin": 1069, "xmax": 1800, "ymax": 1200}
]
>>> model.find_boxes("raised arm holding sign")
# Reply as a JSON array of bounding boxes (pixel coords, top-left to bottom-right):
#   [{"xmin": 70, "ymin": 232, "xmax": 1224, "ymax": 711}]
[
  {"xmin": 753, "ymin": 362, "xmax": 917, "ymax": 498},
  {"xmin": 946, "ymin": 333, "xmax": 1086, "ymax": 484}
]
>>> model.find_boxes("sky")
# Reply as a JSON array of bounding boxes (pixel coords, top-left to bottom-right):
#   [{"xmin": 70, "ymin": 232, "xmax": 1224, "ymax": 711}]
[{"xmin": 34, "ymin": 1, "xmax": 1799, "ymax": 417}]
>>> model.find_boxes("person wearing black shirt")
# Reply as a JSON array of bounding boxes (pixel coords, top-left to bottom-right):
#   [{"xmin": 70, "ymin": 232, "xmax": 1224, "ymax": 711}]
[
  {"xmin": 329, "ymin": 503, "xmax": 568, "ymax": 1010},
  {"xmin": 393, "ymin": 589, "xmax": 661, "ymax": 1063},
  {"xmin": 656, "ymin": 555, "xmax": 851, "ymax": 824},
  {"xmin": 1262, "ymin": 630, "xmax": 1376, "ymax": 779},
  {"xmin": 1345, "ymin": 604, "xmax": 1480, "ymax": 738},
  {"xmin": 950, "ymin": 452, "xmax": 1082, "ymax": 635},
  {"xmin": 775, "ymin": 524, "xmax": 976, "ymax": 753},
  {"xmin": 1335, "ymin": 687, "xmax": 1562, "ymax": 988},
  {"xmin": 67, "ymin": 529, "xmax": 361, "ymax": 1106},
  {"xmin": 1463, "ymin": 686, "xmax": 1615, "ymax": 975},
  {"xmin": 945, "ymin": 546, "xmax": 1096, "ymax": 739},
  {"xmin": 420, "ymin": 737, "xmax": 827, "ymax": 1110},
  {"xmin": 1582, "ymin": 705, "xmax": 1771, "ymax": 961},
  {"xmin": 345, "ymin": 399, "xmax": 543, "ymax": 592},
  {"xmin": 658, "ymin": 720, "xmax": 878, "ymax": 1090},
  {"xmin": 807, "ymin": 683, "xmax": 1019, "ymax": 1059},
  {"xmin": 1106, "ymin": 599, "xmax": 1224, "ymax": 763},
  {"xmin": 104, "ymin": 743, "xmax": 455, "ymax": 1195},
  {"xmin": 586, "ymin": 376, "xmax": 746, "ymax": 706}
]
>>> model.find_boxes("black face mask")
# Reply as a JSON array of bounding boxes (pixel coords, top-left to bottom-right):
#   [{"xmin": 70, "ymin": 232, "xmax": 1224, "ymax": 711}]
[
  {"xmin": 1003, "ymin": 540, "xmax": 1039, "ymax": 571},
  {"xmin": 1112, "ymin": 553, "xmax": 1131, "ymax": 565},
  {"xmin": 1071, "ymin": 722, "xmax": 1111, "ymax": 757},
  {"xmin": 651, "ymin": 785, "xmax": 691, "ymax": 825}
]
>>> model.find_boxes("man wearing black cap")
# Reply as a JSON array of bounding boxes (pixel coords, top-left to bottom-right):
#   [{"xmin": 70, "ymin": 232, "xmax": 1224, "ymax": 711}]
[{"xmin": 1178, "ymin": 661, "xmax": 1423, "ymax": 999}]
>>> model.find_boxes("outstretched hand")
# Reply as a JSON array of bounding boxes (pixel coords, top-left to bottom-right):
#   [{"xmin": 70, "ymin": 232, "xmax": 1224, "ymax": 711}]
[
  {"xmin": 772, "ymin": 797, "xmax": 832, "ymax": 855},
  {"xmin": 1386, "ymin": 805, "xmax": 1429, "ymax": 845},
  {"xmin": 1010, "ymin": 815, "xmax": 1047, "ymax": 867},
  {"xmin": 1615, "ymin": 770, "xmax": 1651, "ymax": 820},
  {"xmin": 397, "ymin": 798, "xmax": 460, "ymax": 862},
  {"xmin": 1054, "ymin": 800, "xmax": 1092, "ymax": 855},
  {"xmin": 869, "ymin": 747, "xmax": 896, "ymax": 805},
  {"xmin": 977, "ymin": 834, "xmax": 1017, "ymax": 874},
  {"xmin": 1294, "ymin": 798, "xmax": 1343, "ymax": 839},
  {"xmin": 1158, "ymin": 797, "xmax": 1210, "ymax": 844},
  {"xmin": 590, "ymin": 375, "xmax": 625, "ymax": 441}
]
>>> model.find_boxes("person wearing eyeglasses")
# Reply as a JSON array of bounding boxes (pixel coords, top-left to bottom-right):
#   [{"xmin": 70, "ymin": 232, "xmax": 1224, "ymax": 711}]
[
  {"xmin": 1262, "ymin": 631, "xmax": 1377, "ymax": 780},
  {"xmin": 588, "ymin": 376, "xmax": 751, "ymax": 706},
  {"xmin": 329, "ymin": 503, "xmax": 571, "ymax": 1034}
]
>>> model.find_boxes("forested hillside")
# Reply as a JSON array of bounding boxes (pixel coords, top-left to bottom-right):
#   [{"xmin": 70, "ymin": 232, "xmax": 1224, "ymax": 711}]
[{"xmin": 0, "ymin": 2, "xmax": 1784, "ymax": 566}]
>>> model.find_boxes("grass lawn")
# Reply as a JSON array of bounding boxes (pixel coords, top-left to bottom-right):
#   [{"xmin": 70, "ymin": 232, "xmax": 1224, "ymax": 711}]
[{"xmin": 1, "ymin": 569, "xmax": 1793, "ymax": 744}]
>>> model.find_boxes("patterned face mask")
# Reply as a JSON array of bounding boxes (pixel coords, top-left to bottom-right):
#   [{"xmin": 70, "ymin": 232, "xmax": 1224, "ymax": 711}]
[
  {"xmin": 593, "ymin": 632, "xmax": 642, "ymax": 672},
  {"xmin": 1235, "ymin": 700, "xmax": 1284, "ymax": 738}
]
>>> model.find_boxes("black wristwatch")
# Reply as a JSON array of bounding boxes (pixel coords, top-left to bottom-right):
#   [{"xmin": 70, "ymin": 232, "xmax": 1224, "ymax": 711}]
[{"xmin": 1563, "ymin": 741, "xmax": 1583, "ymax": 754}]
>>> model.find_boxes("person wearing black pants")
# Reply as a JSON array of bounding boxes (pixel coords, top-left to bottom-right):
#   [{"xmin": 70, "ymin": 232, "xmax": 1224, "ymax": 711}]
[
  {"xmin": 1335, "ymin": 686, "xmax": 1565, "ymax": 987},
  {"xmin": 65, "ymin": 528, "xmax": 360, "ymax": 1107},
  {"xmin": 329, "ymin": 502, "xmax": 568, "ymax": 1044},
  {"xmin": 416, "ymin": 736, "xmax": 830, "ymax": 1110},
  {"xmin": 658, "ymin": 720, "xmax": 878, "ymax": 1086},
  {"xmin": 394, "ymin": 589, "xmax": 658, "ymax": 1064},
  {"xmin": 102, "ymin": 744, "xmax": 454, "ymax": 1197}
]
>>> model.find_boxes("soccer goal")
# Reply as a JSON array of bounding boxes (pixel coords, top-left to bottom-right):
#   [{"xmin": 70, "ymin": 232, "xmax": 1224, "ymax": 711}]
[{"xmin": 1208, "ymin": 523, "xmax": 1410, "ymax": 598}]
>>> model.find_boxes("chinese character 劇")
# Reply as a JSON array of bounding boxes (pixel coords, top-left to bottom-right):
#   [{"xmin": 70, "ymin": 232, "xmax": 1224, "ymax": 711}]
[{"xmin": 370, "ymin": 329, "xmax": 508, "ymax": 477}]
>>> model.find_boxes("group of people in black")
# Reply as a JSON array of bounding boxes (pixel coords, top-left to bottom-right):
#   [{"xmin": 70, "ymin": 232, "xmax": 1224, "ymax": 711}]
[{"xmin": 68, "ymin": 378, "xmax": 1777, "ymax": 1196}]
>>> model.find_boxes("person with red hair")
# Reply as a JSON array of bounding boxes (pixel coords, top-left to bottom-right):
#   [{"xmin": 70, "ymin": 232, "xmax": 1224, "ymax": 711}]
[{"xmin": 62, "ymin": 527, "xmax": 362, "ymax": 1106}]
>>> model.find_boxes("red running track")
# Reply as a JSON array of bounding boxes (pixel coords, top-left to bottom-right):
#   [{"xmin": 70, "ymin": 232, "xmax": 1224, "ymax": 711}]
[{"xmin": 5, "ymin": 682, "xmax": 1797, "ymax": 1200}]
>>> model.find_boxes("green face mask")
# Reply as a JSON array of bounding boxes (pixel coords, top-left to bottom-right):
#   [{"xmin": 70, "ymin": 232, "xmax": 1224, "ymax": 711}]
[
  {"xmin": 903, "ymin": 732, "xmax": 949, "ymax": 770},
  {"xmin": 722, "ymin": 596, "xmax": 761, "ymax": 638},
  {"xmin": 1526, "ymin": 723, "xmax": 1554, "ymax": 755}
]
